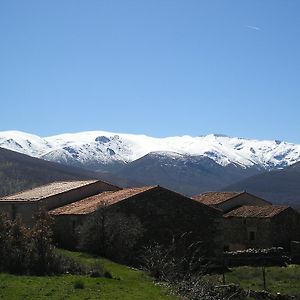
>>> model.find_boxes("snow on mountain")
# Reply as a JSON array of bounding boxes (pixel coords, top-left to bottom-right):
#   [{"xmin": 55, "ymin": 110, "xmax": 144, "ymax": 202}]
[{"xmin": 0, "ymin": 130, "xmax": 300, "ymax": 171}]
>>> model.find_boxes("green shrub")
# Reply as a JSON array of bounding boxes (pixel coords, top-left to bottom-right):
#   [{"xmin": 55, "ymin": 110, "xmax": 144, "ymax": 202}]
[
  {"xmin": 73, "ymin": 279, "xmax": 85, "ymax": 289},
  {"xmin": 0, "ymin": 211, "xmax": 88, "ymax": 276}
]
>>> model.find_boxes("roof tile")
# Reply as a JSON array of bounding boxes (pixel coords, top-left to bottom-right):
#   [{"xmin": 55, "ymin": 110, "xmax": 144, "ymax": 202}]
[
  {"xmin": 224, "ymin": 205, "xmax": 290, "ymax": 218},
  {"xmin": 192, "ymin": 191, "xmax": 243, "ymax": 205},
  {"xmin": 0, "ymin": 180, "xmax": 99, "ymax": 202},
  {"xmin": 50, "ymin": 186, "xmax": 157, "ymax": 215}
]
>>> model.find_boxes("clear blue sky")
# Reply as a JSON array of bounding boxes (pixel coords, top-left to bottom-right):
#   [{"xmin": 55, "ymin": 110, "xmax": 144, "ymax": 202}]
[{"xmin": 0, "ymin": 1, "xmax": 299, "ymax": 143}]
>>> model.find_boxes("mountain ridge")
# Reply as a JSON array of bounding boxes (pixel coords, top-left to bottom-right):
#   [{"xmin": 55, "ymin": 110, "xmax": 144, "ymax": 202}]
[{"xmin": 1, "ymin": 130, "xmax": 300, "ymax": 172}]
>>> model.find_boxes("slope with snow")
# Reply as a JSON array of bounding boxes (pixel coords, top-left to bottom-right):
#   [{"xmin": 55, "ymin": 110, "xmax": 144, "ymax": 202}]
[{"xmin": 0, "ymin": 130, "xmax": 300, "ymax": 171}]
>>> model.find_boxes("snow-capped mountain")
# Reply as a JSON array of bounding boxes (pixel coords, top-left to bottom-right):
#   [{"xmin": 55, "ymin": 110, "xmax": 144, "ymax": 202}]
[{"xmin": 1, "ymin": 130, "xmax": 300, "ymax": 172}]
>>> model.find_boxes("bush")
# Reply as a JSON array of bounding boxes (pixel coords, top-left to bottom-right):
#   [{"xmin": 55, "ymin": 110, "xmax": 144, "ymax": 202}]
[
  {"xmin": 28, "ymin": 210, "xmax": 58, "ymax": 275},
  {"xmin": 0, "ymin": 213, "xmax": 13, "ymax": 272},
  {"xmin": 141, "ymin": 233, "xmax": 206, "ymax": 283},
  {"xmin": 89, "ymin": 262, "xmax": 108, "ymax": 278},
  {"xmin": 0, "ymin": 211, "xmax": 88, "ymax": 276},
  {"xmin": 73, "ymin": 280, "xmax": 85, "ymax": 289},
  {"xmin": 8, "ymin": 216, "xmax": 29, "ymax": 274}
]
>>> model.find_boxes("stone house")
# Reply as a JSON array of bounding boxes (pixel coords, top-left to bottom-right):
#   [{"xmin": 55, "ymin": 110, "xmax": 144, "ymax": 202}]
[
  {"xmin": 0, "ymin": 180, "xmax": 120, "ymax": 226},
  {"xmin": 50, "ymin": 185, "xmax": 223, "ymax": 261},
  {"xmin": 223, "ymin": 205, "xmax": 300, "ymax": 251},
  {"xmin": 191, "ymin": 191, "xmax": 271, "ymax": 213}
]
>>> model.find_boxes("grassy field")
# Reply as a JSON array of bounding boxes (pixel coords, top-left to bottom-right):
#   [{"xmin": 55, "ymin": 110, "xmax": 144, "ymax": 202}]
[
  {"xmin": 226, "ymin": 264, "xmax": 300, "ymax": 296},
  {"xmin": 1, "ymin": 250, "xmax": 299, "ymax": 299},
  {"xmin": 0, "ymin": 250, "xmax": 177, "ymax": 300}
]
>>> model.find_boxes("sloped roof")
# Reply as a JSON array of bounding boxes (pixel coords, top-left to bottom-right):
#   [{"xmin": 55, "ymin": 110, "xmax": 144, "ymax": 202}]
[
  {"xmin": 50, "ymin": 186, "xmax": 157, "ymax": 215},
  {"xmin": 224, "ymin": 205, "xmax": 290, "ymax": 218},
  {"xmin": 191, "ymin": 191, "xmax": 244, "ymax": 205},
  {"xmin": 0, "ymin": 180, "xmax": 100, "ymax": 202}
]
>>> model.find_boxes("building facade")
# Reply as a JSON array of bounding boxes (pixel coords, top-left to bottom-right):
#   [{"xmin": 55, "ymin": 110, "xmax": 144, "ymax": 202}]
[
  {"xmin": 50, "ymin": 186, "xmax": 224, "ymax": 261},
  {"xmin": 223, "ymin": 205, "xmax": 300, "ymax": 251}
]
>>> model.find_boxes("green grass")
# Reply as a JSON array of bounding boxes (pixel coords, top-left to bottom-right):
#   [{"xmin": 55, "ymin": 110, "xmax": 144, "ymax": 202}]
[
  {"xmin": 226, "ymin": 264, "xmax": 300, "ymax": 296},
  {"xmin": 0, "ymin": 250, "xmax": 177, "ymax": 300}
]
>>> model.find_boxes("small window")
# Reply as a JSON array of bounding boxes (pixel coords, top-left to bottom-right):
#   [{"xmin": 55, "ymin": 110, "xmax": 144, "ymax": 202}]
[
  {"xmin": 11, "ymin": 204, "xmax": 17, "ymax": 220},
  {"xmin": 249, "ymin": 231, "xmax": 255, "ymax": 241},
  {"xmin": 72, "ymin": 220, "xmax": 76, "ymax": 232}
]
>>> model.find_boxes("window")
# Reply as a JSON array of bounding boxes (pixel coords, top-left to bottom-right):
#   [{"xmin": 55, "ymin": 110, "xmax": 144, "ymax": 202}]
[
  {"xmin": 11, "ymin": 204, "xmax": 17, "ymax": 220},
  {"xmin": 249, "ymin": 231, "xmax": 255, "ymax": 241}
]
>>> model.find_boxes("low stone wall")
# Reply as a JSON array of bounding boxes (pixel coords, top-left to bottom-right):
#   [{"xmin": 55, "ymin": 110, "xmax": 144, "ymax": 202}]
[
  {"xmin": 224, "ymin": 247, "xmax": 289, "ymax": 266},
  {"xmin": 215, "ymin": 284, "xmax": 295, "ymax": 300},
  {"xmin": 291, "ymin": 241, "xmax": 300, "ymax": 264}
]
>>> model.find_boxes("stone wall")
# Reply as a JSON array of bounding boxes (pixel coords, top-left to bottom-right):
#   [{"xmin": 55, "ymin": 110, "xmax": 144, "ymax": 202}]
[
  {"xmin": 224, "ymin": 247, "xmax": 287, "ymax": 266},
  {"xmin": 106, "ymin": 187, "xmax": 223, "ymax": 261},
  {"xmin": 291, "ymin": 241, "xmax": 300, "ymax": 263},
  {"xmin": 224, "ymin": 217, "xmax": 273, "ymax": 251},
  {"xmin": 0, "ymin": 201, "xmax": 39, "ymax": 226},
  {"xmin": 271, "ymin": 208, "xmax": 300, "ymax": 250},
  {"xmin": 224, "ymin": 208, "xmax": 300, "ymax": 251}
]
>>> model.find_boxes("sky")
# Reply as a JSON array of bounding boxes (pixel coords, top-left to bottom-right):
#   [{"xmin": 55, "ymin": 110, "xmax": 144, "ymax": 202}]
[{"xmin": 0, "ymin": 1, "xmax": 300, "ymax": 143}]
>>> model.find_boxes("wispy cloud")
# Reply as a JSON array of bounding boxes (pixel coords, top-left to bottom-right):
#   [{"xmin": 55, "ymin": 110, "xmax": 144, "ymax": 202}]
[{"xmin": 246, "ymin": 25, "xmax": 261, "ymax": 31}]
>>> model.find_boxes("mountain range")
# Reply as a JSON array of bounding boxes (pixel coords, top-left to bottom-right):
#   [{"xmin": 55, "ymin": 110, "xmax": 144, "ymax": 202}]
[
  {"xmin": 0, "ymin": 130, "xmax": 300, "ymax": 205},
  {"xmin": 1, "ymin": 130, "xmax": 300, "ymax": 170}
]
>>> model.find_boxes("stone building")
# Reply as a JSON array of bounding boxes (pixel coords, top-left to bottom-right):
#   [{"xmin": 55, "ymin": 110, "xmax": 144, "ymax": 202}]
[
  {"xmin": 0, "ymin": 180, "xmax": 120, "ymax": 225},
  {"xmin": 223, "ymin": 205, "xmax": 300, "ymax": 251},
  {"xmin": 191, "ymin": 191, "xmax": 271, "ymax": 213},
  {"xmin": 50, "ymin": 185, "xmax": 223, "ymax": 260}
]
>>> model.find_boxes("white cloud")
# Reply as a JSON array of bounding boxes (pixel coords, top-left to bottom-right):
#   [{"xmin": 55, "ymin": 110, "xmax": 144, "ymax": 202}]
[{"xmin": 246, "ymin": 25, "xmax": 261, "ymax": 31}]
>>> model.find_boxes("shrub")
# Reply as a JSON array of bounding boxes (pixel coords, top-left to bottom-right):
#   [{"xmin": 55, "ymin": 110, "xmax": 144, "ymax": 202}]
[
  {"xmin": 141, "ymin": 233, "xmax": 206, "ymax": 283},
  {"xmin": 73, "ymin": 280, "xmax": 85, "ymax": 289},
  {"xmin": 8, "ymin": 216, "xmax": 29, "ymax": 274},
  {"xmin": 0, "ymin": 213, "xmax": 12, "ymax": 272},
  {"xmin": 89, "ymin": 262, "xmax": 107, "ymax": 278},
  {"xmin": 0, "ymin": 210, "xmax": 89, "ymax": 276},
  {"xmin": 28, "ymin": 210, "xmax": 56, "ymax": 275}
]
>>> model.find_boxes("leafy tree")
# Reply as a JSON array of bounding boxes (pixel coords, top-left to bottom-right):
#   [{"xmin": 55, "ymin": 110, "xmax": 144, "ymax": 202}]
[
  {"xmin": 28, "ymin": 209, "xmax": 56, "ymax": 275},
  {"xmin": 78, "ymin": 202, "xmax": 144, "ymax": 263},
  {"xmin": 0, "ymin": 211, "xmax": 91, "ymax": 275}
]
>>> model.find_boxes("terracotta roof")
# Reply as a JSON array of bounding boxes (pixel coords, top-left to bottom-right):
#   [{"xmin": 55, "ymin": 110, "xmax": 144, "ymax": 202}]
[
  {"xmin": 50, "ymin": 186, "xmax": 157, "ymax": 215},
  {"xmin": 224, "ymin": 205, "xmax": 290, "ymax": 218},
  {"xmin": 0, "ymin": 180, "xmax": 99, "ymax": 202},
  {"xmin": 191, "ymin": 191, "xmax": 244, "ymax": 205}
]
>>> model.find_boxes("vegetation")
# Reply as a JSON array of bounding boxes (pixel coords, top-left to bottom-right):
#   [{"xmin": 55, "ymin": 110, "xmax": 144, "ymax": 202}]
[
  {"xmin": 141, "ymin": 233, "xmax": 206, "ymax": 282},
  {"xmin": 0, "ymin": 212, "xmax": 86, "ymax": 275},
  {"xmin": 0, "ymin": 250, "xmax": 177, "ymax": 300},
  {"xmin": 78, "ymin": 203, "xmax": 144, "ymax": 263},
  {"xmin": 226, "ymin": 265, "xmax": 300, "ymax": 296}
]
